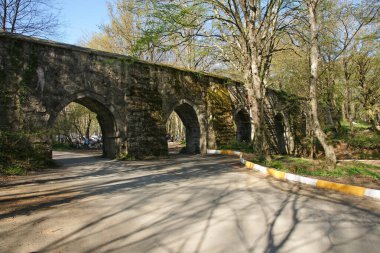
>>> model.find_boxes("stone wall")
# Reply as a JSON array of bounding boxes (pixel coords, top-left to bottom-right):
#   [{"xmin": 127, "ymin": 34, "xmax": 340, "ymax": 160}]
[
  {"xmin": 0, "ymin": 33, "xmax": 244, "ymax": 161},
  {"xmin": 264, "ymin": 89, "xmax": 309, "ymax": 156}
]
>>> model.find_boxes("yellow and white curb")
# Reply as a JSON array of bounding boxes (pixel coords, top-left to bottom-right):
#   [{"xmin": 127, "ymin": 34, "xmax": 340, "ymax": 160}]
[{"xmin": 207, "ymin": 149, "xmax": 380, "ymax": 200}]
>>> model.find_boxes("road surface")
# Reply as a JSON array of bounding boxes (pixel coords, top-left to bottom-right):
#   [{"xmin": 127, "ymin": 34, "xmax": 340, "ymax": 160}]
[{"xmin": 0, "ymin": 151, "xmax": 379, "ymax": 253}]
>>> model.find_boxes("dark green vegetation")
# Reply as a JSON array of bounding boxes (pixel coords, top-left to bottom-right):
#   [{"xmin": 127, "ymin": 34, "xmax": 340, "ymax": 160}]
[
  {"xmin": 52, "ymin": 142, "xmax": 74, "ymax": 151},
  {"xmin": 220, "ymin": 140, "xmax": 254, "ymax": 153},
  {"xmin": 0, "ymin": 131, "xmax": 53, "ymax": 175},
  {"xmin": 328, "ymin": 121, "xmax": 380, "ymax": 155},
  {"xmin": 117, "ymin": 153, "xmax": 137, "ymax": 161}
]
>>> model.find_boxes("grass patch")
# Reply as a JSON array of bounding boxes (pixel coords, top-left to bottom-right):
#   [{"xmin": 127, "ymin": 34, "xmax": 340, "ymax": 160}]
[
  {"xmin": 239, "ymin": 150, "xmax": 380, "ymax": 185},
  {"xmin": 339, "ymin": 162, "xmax": 380, "ymax": 179},
  {"xmin": 0, "ymin": 165, "xmax": 27, "ymax": 175},
  {"xmin": 117, "ymin": 153, "xmax": 137, "ymax": 161},
  {"xmin": 52, "ymin": 142, "xmax": 74, "ymax": 151},
  {"xmin": 343, "ymin": 131, "xmax": 380, "ymax": 149},
  {"xmin": 264, "ymin": 156, "xmax": 315, "ymax": 174},
  {"xmin": 262, "ymin": 156, "xmax": 380, "ymax": 181},
  {"xmin": 220, "ymin": 141, "xmax": 254, "ymax": 153},
  {"xmin": 340, "ymin": 121, "xmax": 370, "ymax": 129},
  {"xmin": 328, "ymin": 121, "xmax": 380, "ymax": 149}
]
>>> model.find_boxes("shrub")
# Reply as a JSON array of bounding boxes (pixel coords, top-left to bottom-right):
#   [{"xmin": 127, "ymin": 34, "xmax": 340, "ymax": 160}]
[{"xmin": 0, "ymin": 130, "xmax": 51, "ymax": 175}]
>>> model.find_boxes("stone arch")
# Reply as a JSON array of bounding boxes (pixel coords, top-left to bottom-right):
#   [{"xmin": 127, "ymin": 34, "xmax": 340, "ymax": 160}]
[
  {"xmin": 234, "ymin": 108, "xmax": 251, "ymax": 142},
  {"xmin": 167, "ymin": 100, "xmax": 201, "ymax": 154},
  {"xmin": 48, "ymin": 92, "xmax": 120, "ymax": 158},
  {"xmin": 274, "ymin": 113, "xmax": 287, "ymax": 155}
]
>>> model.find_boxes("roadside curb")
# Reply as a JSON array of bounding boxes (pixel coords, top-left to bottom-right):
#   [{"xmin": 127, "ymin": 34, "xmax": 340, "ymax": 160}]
[{"xmin": 207, "ymin": 149, "xmax": 380, "ymax": 200}]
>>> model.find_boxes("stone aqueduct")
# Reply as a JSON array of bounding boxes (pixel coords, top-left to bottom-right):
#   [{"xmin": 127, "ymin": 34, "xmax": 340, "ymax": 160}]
[{"xmin": 0, "ymin": 33, "xmax": 306, "ymax": 160}]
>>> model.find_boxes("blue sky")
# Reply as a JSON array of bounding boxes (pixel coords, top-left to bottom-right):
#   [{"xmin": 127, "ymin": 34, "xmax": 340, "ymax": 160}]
[{"xmin": 57, "ymin": 0, "xmax": 110, "ymax": 45}]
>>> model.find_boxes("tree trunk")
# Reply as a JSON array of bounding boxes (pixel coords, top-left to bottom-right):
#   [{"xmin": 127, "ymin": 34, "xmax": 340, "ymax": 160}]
[
  {"xmin": 11, "ymin": 0, "xmax": 20, "ymax": 32},
  {"xmin": 246, "ymin": 68, "xmax": 267, "ymax": 157},
  {"xmin": 308, "ymin": 0, "xmax": 336, "ymax": 165},
  {"xmin": 85, "ymin": 113, "xmax": 92, "ymax": 139},
  {"xmin": 368, "ymin": 108, "xmax": 380, "ymax": 134},
  {"xmin": 347, "ymin": 87, "xmax": 355, "ymax": 134},
  {"xmin": 343, "ymin": 56, "xmax": 354, "ymax": 134},
  {"xmin": 325, "ymin": 65, "xmax": 340, "ymax": 131},
  {"xmin": 341, "ymin": 102, "xmax": 347, "ymax": 122},
  {"xmin": 1, "ymin": 0, "xmax": 7, "ymax": 31}
]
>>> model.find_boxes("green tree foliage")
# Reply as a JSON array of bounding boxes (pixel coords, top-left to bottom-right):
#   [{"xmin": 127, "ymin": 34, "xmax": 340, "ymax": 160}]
[{"xmin": 352, "ymin": 42, "xmax": 380, "ymax": 133}]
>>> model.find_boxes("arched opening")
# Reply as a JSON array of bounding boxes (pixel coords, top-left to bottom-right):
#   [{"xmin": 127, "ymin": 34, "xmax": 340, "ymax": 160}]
[
  {"xmin": 166, "ymin": 102, "xmax": 200, "ymax": 154},
  {"xmin": 274, "ymin": 113, "xmax": 287, "ymax": 155},
  {"xmin": 235, "ymin": 109, "xmax": 251, "ymax": 142},
  {"xmin": 51, "ymin": 97, "xmax": 118, "ymax": 158},
  {"xmin": 166, "ymin": 111, "xmax": 186, "ymax": 153}
]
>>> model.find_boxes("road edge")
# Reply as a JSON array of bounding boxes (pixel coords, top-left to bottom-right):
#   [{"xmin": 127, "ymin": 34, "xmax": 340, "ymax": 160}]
[{"xmin": 207, "ymin": 149, "xmax": 380, "ymax": 200}]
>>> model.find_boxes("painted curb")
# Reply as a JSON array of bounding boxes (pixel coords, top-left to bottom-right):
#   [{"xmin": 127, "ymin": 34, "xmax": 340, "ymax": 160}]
[{"xmin": 207, "ymin": 149, "xmax": 380, "ymax": 200}]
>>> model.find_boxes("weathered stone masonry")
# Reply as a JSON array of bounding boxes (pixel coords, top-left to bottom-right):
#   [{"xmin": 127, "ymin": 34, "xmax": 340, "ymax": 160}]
[
  {"xmin": 0, "ymin": 33, "xmax": 247, "ymax": 159},
  {"xmin": 0, "ymin": 33, "xmax": 307, "ymax": 161}
]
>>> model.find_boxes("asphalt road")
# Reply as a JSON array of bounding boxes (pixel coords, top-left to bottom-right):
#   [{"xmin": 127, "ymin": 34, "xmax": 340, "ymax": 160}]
[{"xmin": 0, "ymin": 151, "xmax": 380, "ymax": 253}]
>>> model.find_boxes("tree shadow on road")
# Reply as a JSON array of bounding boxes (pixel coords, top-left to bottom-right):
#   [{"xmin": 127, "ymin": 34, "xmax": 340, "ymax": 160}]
[{"xmin": 0, "ymin": 154, "xmax": 379, "ymax": 253}]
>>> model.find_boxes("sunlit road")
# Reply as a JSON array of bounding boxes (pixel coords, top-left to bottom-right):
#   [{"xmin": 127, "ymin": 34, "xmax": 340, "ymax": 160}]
[{"xmin": 1, "ymin": 151, "xmax": 380, "ymax": 253}]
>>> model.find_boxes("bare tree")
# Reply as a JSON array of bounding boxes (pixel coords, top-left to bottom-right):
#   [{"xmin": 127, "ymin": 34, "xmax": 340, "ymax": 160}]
[{"xmin": 0, "ymin": 0, "xmax": 60, "ymax": 37}]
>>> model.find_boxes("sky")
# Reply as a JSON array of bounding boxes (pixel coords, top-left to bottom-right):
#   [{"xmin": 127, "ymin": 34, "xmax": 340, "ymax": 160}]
[{"xmin": 56, "ymin": 0, "xmax": 110, "ymax": 45}]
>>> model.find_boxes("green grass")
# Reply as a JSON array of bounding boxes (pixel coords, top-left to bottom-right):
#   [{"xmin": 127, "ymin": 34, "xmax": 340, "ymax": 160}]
[
  {"xmin": 117, "ymin": 153, "xmax": 137, "ymax": 161},
  {"xmin": 328, "ymin": 121, "xmax": 380, "ymax": 149},
  {"xmin": 0, "ymin": 165, "xmax": 27, "ymax": 175},
  {"xmin": 340, "ymin": 120, "xmax": 371, "ymax": 129},
  {"xmin": 52, "ymin": 142, "xmax": 74, "ymax": 151},
  {"xmin": 339, "ymin": 131, "xmax": 380, "ymax": 149},
  {"xmin": 220, "ymin": 140, "xmax": 254, "ymax": 153},
  {"xmin": 263, "ymin": 156, "xmax": 380, "ymax": 180},
  {"xmin": 263, "ymin": 156, "xmax": 313, "ymax": 173},
  {"xmin": 339, "ymin": 162, "xmax": 380, "ymax": 179}
]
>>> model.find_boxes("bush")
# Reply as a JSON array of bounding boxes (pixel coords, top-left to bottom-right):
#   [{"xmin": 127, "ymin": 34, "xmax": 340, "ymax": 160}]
[
  {"xmin": 0, "ymin": 130, "xmax": 51, "ymax": 175},
  {"xmin": 328, "ymin": 122, "xmax": 380, "ymax": 149},
  {"xmin": 1, "ymin": 165, "xmax": 27, "ymax": 175}
]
